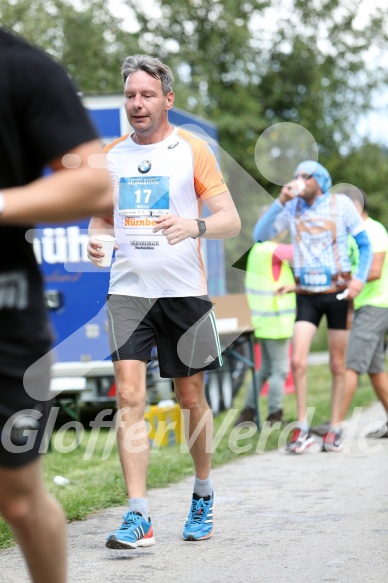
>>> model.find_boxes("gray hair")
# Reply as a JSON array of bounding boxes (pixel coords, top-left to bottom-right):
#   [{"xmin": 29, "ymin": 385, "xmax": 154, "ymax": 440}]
[{"xmin": 121, "ymin": 54, "xmax": 174, "ymax": 95}]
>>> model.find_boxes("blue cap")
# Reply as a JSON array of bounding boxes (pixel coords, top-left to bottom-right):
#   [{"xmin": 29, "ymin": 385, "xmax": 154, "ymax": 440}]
[{"xmin": 294, "ymin": 160, "xmax": 332, "ymax": 193}]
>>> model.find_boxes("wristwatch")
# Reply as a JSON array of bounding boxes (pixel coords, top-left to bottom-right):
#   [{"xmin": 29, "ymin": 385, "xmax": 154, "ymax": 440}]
[
  {"xmin": 192, "ymin": 219, "xmax": 206, "ymax": 238},
  {"xmin": 0, "ymin": 192, "xmax": 5, "ymax": 216}
]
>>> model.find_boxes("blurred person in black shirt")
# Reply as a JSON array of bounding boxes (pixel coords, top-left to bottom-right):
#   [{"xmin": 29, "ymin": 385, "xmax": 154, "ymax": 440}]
[{"xmin": 0, "ymin": 28, "xmax": 112, "ymax": 583}]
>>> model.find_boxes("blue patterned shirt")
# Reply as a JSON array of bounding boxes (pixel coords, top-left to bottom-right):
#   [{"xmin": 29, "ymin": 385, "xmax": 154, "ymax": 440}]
[{"xmin": 253, "ymin": 193, "xmax": 370, "ymax": 281}]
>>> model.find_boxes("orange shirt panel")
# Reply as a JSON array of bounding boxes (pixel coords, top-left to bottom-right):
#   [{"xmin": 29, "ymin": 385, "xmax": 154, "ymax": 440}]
[{"xmin": 176, "ymin": 128, "xmax": 228, "ymax": 201}]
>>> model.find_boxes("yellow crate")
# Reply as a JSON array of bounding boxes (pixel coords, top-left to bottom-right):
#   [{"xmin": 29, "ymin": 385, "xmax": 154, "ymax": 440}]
[{"xmin": 144, "ymin": 403, "xmax": 182, "ymax": 447}]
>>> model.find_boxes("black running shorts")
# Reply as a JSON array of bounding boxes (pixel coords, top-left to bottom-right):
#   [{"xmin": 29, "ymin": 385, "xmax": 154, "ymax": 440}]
[
  {"xmin": 106, "ymin": 295, "xmax": 223, "ymax": 378},
  {"xmin": 296, "ymin": 292, "xmax": 352, "ymax": 330},
  {"xmin": 0, "ymin": 357, "xmax": 52, "ymax": 468}
]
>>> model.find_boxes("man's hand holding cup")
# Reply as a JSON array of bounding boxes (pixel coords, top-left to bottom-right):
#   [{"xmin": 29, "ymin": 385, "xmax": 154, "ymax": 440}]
[{"xmin": 278, "ymin": 179, "xmax": 306, "ymax": 205}]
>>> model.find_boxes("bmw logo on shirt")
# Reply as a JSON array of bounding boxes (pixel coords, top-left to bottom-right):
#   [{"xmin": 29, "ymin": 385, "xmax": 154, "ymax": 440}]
[{"xmin": 138, "ymin": 160, "xmax": 152, "ymax": 174}]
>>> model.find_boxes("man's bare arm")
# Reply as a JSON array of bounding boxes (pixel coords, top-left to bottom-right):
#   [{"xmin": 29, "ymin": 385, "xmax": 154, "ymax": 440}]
[
  {"xmin": 199, "ymin": 190, "xmax": 241, "ymax": 239},
  {"xmin": 0, "ymin": 139, "xmax": 113, "ymax": 224}
]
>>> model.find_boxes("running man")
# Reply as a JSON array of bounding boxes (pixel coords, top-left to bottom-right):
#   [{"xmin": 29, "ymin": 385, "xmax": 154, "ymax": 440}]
[
  {"xmin": 253, "ymin": 161, "xmax": 372, "ymax": 453},
  {"xmin": 87, "ymin": 54, "xmax": 240, "ymax": 547}
]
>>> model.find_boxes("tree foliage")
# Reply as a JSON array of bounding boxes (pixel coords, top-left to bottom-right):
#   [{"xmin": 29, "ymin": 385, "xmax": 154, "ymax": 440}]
[
  {"xmin": 122, "ymin": 0, "xmax": 388, "ymax": 169},
  {"xmin": 0, "ymin": 0, "xmax": 137, "ymax": 93}
]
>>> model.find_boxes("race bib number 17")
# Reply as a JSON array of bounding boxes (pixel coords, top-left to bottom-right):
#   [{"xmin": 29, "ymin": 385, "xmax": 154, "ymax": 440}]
[{"xmin": 118, "ymin": 176, "xmax": 170, "ymax": 216}]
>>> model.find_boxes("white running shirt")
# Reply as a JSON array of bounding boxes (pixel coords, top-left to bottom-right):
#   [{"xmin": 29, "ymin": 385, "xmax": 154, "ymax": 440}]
[{"xmin": 105, "ymin": 127, "xmax": 227, "ymax": 297}]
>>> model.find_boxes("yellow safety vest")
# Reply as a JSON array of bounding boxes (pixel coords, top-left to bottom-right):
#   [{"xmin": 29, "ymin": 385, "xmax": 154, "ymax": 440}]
[{"xmin": 245, "ymin": 242, "xmax": 296, "ymax": 339}]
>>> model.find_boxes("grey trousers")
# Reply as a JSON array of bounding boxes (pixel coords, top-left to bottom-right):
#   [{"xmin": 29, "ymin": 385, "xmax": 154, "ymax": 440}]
[{"xmin": 244, "ymin": 338, "xmax": 290, "ymax": 413}]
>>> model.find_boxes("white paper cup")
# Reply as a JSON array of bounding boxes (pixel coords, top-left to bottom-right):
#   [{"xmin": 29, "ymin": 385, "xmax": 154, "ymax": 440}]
[
  {"xmin": 336, "ymin": 289, "xmax": 349, "ymax": 301},
  {"xmin": 291, "ymin": 179, "xmax": 306, "ymax": 195},
  {"xmin": 94, "ymin": 234, "xmax": 115, "ymax": 267}
]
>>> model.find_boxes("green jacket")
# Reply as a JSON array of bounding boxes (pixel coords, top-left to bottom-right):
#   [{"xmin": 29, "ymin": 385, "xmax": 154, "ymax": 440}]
[{"xmin": 245, "ymin": 241, "xmax": 296, "ymax": 339}]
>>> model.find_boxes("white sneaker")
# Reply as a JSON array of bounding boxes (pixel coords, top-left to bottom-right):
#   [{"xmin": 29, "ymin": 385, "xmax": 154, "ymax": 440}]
[{"xmin": 286, "ymin": 428, "xmax": 315, "ymax": 454}]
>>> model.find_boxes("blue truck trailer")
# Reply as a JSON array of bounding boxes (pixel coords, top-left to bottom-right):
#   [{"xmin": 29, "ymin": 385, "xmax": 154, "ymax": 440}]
[{"xmin": 36, "ymin": 96, "xmax": 247, "ymax": 417}]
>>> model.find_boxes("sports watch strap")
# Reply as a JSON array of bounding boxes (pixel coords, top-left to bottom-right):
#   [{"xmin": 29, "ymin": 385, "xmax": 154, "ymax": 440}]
[{"xmin": 191, "ymin": 219, "xmax": 206, "ymax": 238}]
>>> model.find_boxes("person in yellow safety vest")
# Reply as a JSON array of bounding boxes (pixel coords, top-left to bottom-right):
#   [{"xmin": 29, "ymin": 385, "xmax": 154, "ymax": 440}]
[{"xmin": 235, "ymin": 239, "xmax": 296, "ymax": 427}]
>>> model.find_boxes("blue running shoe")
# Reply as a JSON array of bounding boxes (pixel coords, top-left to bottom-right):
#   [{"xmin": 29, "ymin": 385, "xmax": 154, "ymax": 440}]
[
  {"xmin": 106, "ymin": 511, "xmax": 155, "ymax": 549},
  {"xmin": 183, "ymin": 492, "xmax": 214, "ymax": 541}
]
